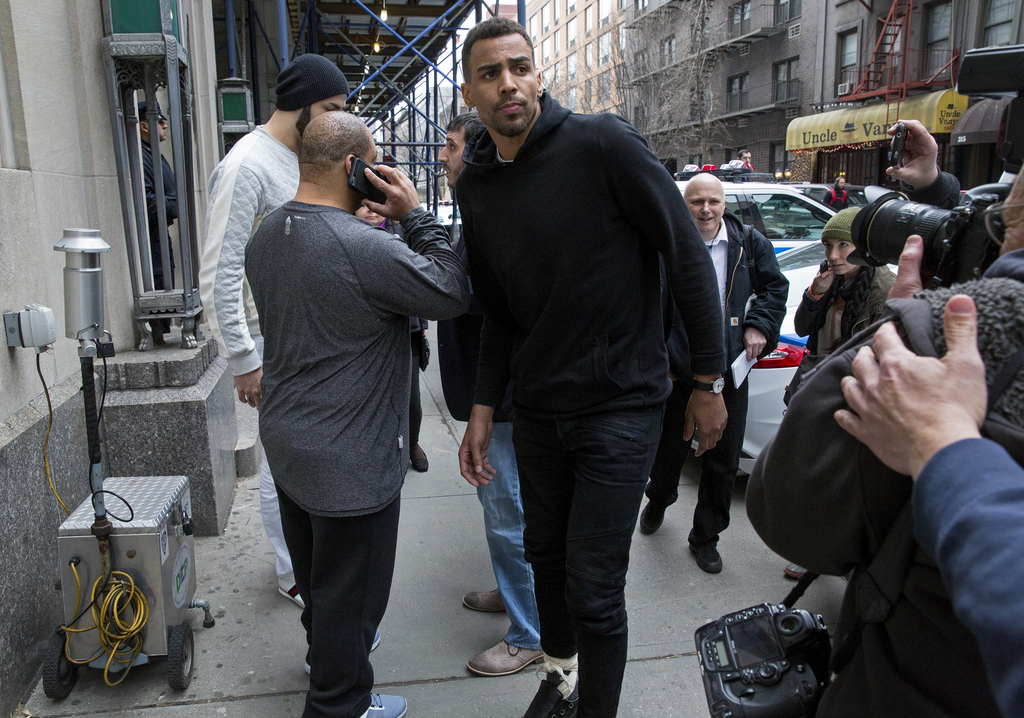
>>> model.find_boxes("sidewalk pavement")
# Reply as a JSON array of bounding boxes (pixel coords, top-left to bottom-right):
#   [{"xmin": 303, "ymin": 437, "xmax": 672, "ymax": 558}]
[{"xmin": 17, "ymin": 328, "xmax": 845, "ymax": 718}]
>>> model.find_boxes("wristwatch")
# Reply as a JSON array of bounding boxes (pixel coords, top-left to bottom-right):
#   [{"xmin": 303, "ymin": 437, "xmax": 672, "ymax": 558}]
[{"xmin": 694, "ymin": 377, "xmax": 725, "ymax": 394}]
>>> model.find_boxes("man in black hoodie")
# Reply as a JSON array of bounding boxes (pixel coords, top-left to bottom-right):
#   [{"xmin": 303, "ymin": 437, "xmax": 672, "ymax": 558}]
[{"xmin": 456, "ymin": 17, "xmax": 727, "ymax": 718}]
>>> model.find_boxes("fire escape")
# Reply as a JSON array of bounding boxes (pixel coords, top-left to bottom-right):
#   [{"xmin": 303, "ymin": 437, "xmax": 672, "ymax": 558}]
[{"xmin": 838, "ymin": 0, "xmax": 959, "ymax": 125}]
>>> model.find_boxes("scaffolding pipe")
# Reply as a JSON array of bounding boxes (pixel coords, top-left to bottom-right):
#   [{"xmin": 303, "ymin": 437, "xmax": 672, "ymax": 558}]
[
  {"xmin": 518, "ymin": 0, "xmax": 525, "ymax": 25},
  {"xmin": 225, "ymin": 0, "xmax": 239, "ymax": 77},
  {"xmin": 277, "ymin": 0, "xmax": 290, "ymax": 68}
]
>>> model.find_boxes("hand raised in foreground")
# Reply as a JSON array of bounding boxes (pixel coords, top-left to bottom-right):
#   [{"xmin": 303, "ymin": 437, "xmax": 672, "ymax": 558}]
[
  {"xmin": 360, "ymin": 164, "xmax": 422, "ymax": 222},
  {"xmin": 834, "ymin": 295, "xmax": 986, "ymax": 479}
]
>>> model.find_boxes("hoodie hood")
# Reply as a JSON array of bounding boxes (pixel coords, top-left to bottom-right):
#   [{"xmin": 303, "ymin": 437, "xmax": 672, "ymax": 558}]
[
  {"xmin": 461, "ymin": 91, "xmax": 572, "ymax": 171},
  {"xmin": 984, "ymin": 248, "xmax": 1024, "ymax": 283}
]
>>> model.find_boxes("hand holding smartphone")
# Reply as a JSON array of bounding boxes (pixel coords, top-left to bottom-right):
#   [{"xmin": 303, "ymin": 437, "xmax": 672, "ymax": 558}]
[
  {"xmin": 889, "ymin": 122, "xmax": 907, "ymax": 168},
  {"xmin": 348, "ymin": 157, "xmax": 389, "ymax": 205}
]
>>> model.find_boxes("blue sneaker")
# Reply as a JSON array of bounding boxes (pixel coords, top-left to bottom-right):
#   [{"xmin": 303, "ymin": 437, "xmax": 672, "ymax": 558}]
[
  {"xmin": 364, "ymin": 693, "xmax": 407, "ymax": 718},
  {"xmin": 305, "ymin": 629, "xmax": 382, "ymax": 674}
]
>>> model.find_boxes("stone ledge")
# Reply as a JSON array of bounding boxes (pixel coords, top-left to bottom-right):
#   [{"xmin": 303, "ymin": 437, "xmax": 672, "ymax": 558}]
[{"xmin": 104, "ymin": 337, "xmax": 219, "ymax": 390}]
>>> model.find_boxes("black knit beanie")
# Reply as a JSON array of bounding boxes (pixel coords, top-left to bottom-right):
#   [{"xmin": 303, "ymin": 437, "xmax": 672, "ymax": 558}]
[{"xmin": 275, "ymin": 54, "xmax": 349, "ymax": 111}]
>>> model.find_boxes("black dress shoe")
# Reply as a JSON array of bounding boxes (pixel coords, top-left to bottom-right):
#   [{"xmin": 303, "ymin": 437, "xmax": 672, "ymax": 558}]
[
  {"xmin": 410, "ymin": 445, "xmax": 429, "ymax": 473},
  {"xmin": 690, "ymin": 542, "xmax": 723, "ymax": 573},
  {"xmin": 639, "ymin": 500, "xmax": 667, "ymax": 535}
]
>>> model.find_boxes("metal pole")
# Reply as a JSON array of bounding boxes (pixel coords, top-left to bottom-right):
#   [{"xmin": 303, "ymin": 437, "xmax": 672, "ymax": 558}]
[
  {"xmin": 248, "ymin": 1, "xmax": 261, "ymax": 123},
  {"xmin": 518, "ymin": 0, "xmax": 525, "ymax": 26},
  {"xmin": 277, "ymin": 0, "xmax": 290, "ymax": 68},
  {"xmin": 225, "ymin": 0, "xmax": 239, "ymax": 77},
  {"xmin": 307, "ymin": 0, "xmax": 319, "ymax": 55}
]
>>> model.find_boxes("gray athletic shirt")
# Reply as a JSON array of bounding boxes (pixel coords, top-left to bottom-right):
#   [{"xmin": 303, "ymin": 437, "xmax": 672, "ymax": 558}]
[{"xmin": 245, "ymin": 203, "xmax": 469, "ymax": 516}]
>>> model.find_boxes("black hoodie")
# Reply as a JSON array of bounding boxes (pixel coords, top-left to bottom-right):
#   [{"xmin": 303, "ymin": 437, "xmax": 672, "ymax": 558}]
[{"xmin": 457, "ymin": 92, "xmax": 725, "ymax": 419}]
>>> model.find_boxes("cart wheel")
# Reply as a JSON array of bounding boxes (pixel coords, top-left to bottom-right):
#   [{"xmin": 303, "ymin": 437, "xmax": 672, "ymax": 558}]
[
  {"xmin": 167, "ymin": 623, "xmax": 194, "ymax": 690},
  {"xmin": 42, "ymin": 629, "xmax": 77, "ymax": 700}
]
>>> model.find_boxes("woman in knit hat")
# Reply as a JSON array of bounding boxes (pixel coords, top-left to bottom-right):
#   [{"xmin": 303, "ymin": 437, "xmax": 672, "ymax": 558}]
[{"xmin": 794, "ymin": 207, "xmax": 896, "ymax": 355}]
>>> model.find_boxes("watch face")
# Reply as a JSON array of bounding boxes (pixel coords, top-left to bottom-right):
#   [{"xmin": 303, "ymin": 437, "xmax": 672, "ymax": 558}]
[{"xmin": 713, "ymin": 378, "xmax": 725, "ymax": 393}]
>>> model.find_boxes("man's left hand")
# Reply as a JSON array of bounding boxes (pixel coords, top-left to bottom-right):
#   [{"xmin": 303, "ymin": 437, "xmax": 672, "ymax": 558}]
[
  {"xmin": 744, "ymin": 327, "xmax": 767, "ymax": 362},
  {"xmin": 834, "ymin": 295, "xmax": 986, "ymax": 479},
  {"xmin": 684, "ymin": 381, "xmax": 727, "ymax": 456}
]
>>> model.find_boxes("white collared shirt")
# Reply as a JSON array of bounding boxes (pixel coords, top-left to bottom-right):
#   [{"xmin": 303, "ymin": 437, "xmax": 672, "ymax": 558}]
[{"xmin": 704, "ymin": 220, "xmax": 729, "ymax": 320}]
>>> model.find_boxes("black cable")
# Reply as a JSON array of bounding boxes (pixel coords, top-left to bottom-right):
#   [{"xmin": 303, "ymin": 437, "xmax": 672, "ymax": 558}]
[
  {"xmin": 95, "ymin": 489, "xmax": 134, "ymax": 523},
  {"xmin": 97, "ymin": 349, "xmax": 108, "ymax": 424}
]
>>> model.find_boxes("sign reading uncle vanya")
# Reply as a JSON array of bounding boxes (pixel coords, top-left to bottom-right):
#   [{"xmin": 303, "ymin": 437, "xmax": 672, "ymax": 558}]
[{"xmin": 787, "ymin": 90, "xmax": 968, "ymax": 152}]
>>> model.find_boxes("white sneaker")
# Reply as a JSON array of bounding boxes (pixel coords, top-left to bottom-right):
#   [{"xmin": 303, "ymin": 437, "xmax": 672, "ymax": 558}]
[{"xmin": 278, "ymin": 583, "xmax": 305, "ymax": 609}]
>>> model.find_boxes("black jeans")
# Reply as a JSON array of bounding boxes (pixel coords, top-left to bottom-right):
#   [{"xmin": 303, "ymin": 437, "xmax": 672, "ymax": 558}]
[
  {"xmin": 409, "ymin": 332, "xmax": 423, "ymax": 447},
  {"xmin": 276, "ymin": 486, "xmax": 400, "ymax": 718},
  {"xmin": 513, "ymin": 406, "xmax": 663, "ymax": 718},
  {"xmin": 645, "ymin": 377, "xmax": 749, "ymax": 547}
]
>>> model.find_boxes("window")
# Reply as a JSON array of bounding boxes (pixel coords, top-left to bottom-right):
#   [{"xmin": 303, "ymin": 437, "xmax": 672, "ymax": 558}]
[
  {"xmin": 773, "ymin": 57, "xmax": 798, "ymax": 102},
  {"xmin": 776, "ymin": 0, "xmax": 800, "ymax": 24},
  {"xmin": 586, "ymin": 6, "xmax": 594, "ymax": 35},
  {"xmin": 598, "ymin": 70, "xmax": 611, "ymax": 103},
  {"xmin": 750, "ymin": 193, "xmax": 832, "ymax": 240},
  {"xmin": 568, "ymin": 17, "xmax": 578, "ymax": 47},
  {"xmin": 554, "ymin": 60, "xmax": 561, "ymax": 86},
  {"xmin": 567, "ymin": 85, "xmax": 578, "ymax": 111},
  {"xmin": 837, "ymin": 30, "xmax": 858, "ymax": 90},
  {"xmin": 984, "ymin": 0, "xmax": 1014, "ymax": 46},
  {"xmin": 543, "ymin": 38, "xmax": 552, "ymax": 64},
  {"xmin": 619, "ymin": 26, "xmax": 627, "ymax": 53},
  {"xmin": 771, "ymin": 144, "xmax": 792, "ymax": 175},
  {"xmin": 727, "ymin": 73, "xmax": 749, "ymax": 112},
  {"xmin": 599, "ymin": 0, "xmax": 611, "ymax": 27},
  {"xmin": 568, "ymin": 51, "xmax": 577, "ymax": 77},
  {"xmin": 554, "ymin": 0, "xmax": 560, "ymax": 24},
  {"xmin": 619, "ymin": 0, "xmax": 628, "ymax": 11},
  {"xmin": 925, "ymin": 2, "xmax": 951, "ymax": 77},
  {"xmin": 585, "ymin": 42, "xmax": 593, "ymax": 68},
  {"xmin": 555, "ymin": 29, "xmax": 561, "ymax": 56},
  {"xmin": 568, "ymin": 0, "xmax": 576, "ymax": 12},
  {"xmin": 530, "ymin": 14, "xmax": 538, "ymax": 42},
  {"xmin": 599, "ymin": 33, "xmax": 611, "ymax": 65},
  {"xmin": 585, "ymin": 78, "xmax": 593, "ymax": 106},
  {"xmin": 730, "ymin": 1, "xmax": 751, "ymax": 38},
  {"xmin": 661, "ymin": 34, "xmax": 676, "ymax": 66},
  {"xmin": 543, "ymin": 3, "xmax": 551, "ymax": 33}
]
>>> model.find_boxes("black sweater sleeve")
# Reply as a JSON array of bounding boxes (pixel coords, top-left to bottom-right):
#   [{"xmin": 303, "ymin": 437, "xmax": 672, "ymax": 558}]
[{"xmin": 598, "ymin": 117, "xmax": 726, "ymax": 375}]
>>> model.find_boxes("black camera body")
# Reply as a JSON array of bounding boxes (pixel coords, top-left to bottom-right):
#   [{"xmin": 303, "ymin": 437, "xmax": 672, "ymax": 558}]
[
  {"xmin": 696, "ymin": 603, "xmax": 831, "ymax": 718},
  {"xmin": 851, "ymin": 184, "xmax": 1009, "ymax": 286}
]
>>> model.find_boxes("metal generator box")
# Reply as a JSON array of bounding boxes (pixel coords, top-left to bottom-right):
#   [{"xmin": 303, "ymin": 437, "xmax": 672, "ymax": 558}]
[{"xmin": 57, "ymin": 476, "xmax": 196, "ymax": 660}]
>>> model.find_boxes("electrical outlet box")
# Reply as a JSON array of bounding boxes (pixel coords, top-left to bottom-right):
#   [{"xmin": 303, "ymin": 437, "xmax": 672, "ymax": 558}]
[{"xmin": 4, "ymin": 304, "xmax": 56, "ymax": 349}]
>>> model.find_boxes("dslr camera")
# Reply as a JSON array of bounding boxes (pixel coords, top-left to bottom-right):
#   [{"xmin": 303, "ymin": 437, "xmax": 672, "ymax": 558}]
[
  {"xmin": 850, "ymin": 44, "xmax": 1023, "ymax": 286},
  {"xmin": 695, "ymin": 603, "xmax": 831, "ymax": 718}
]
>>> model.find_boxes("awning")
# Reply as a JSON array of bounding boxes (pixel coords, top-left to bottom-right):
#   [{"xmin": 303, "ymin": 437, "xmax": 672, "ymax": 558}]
[
  {"xmin": 787, "ymin": 90, "xmax": 968, "ymax": 151},
  {"xmin": 951, "ymin": 97, "xmax": 1012, "ymax": 146}
]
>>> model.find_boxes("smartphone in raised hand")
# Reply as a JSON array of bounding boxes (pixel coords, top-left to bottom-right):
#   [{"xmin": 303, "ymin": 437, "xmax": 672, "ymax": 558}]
[{"xmin": 347, "ymin": 157, "xmax": 389, "ymax": 204}]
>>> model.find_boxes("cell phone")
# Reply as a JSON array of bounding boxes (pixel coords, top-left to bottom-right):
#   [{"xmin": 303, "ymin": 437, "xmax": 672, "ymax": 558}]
[
  {"xmin": 819, "ymin": 259, "xmax": 830, "ymax": 273},
  {"xmin": 347, "ymin": 157, "xmax": 389, "ymax": 204},
  {"xmin": 889, "ymin": 122, "xmax": 907, "ymax": 168}
]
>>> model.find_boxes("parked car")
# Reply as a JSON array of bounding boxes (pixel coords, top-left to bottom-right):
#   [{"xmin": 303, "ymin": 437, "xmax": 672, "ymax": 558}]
[
  {"xmin": 675, "ymin": 181, "xmax": 837, "ymax": 253},
  {"xmin": 789, "ymin": 182, "xmax": 868, "ymax": 208}
]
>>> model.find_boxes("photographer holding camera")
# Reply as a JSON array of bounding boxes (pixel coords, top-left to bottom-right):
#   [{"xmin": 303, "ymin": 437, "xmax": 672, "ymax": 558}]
[{"xmin": 746, "ymin": 96, "xmax": 1024, "ymax": 715}]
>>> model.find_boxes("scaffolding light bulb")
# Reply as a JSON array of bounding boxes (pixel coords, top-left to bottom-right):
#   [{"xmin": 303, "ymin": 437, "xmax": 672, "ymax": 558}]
[
  {"xmin": 381, "ymin": 8, "xmax": 388, "ymax": 21},
  {"xmin": 374, "ymin": 41, "xmax": 381, "ymax": 53}
]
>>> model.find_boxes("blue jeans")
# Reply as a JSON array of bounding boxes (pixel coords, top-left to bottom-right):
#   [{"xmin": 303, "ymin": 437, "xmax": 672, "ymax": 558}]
[
  {"xmin": 478, "ymin": 421, "xmax": 542, "ymax": 650},
  {"xmin": 514, "ymin": 406, "xmax": 663, "ymax": 718}
]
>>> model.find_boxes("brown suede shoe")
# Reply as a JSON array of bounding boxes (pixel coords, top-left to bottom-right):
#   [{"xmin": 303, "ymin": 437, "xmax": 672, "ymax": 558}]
[
  {"xmin": 467, "ymin": 640, "xmax": 543, "ymax": 677},
  {"xmin": 462, "ymin": 588, "xmax": 506, "ymax": 612}
]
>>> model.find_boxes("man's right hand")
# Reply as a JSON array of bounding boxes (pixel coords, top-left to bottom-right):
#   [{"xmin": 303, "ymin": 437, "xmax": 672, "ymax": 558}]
[
  {"xmin": 886, "ymin": 119, "xmax": 939, "ymax": 189},
  {"xmin": 362, "ymin": 164, "xmax": 421, "ymax": 222},
  {"xmin": 460, "ymin": 404, "xmax": 497, "ymax": 487},
  {"xmin": 234, "ymin": 367, "xmax": 263, "ymax": 409}
]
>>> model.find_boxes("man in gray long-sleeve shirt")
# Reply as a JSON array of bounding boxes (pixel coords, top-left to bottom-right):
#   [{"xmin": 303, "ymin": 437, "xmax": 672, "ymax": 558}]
[{"xmin": 246, "ymin": 111, "xmax": 469, "ymax": 718}]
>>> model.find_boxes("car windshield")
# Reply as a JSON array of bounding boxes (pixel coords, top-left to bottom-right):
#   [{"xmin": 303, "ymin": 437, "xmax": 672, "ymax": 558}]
[
  {"xmin": 751, "ymin": 193, "xmax": 833, "ymax": 240},
  {"xmin": 776, "ymin": 242, "xmax": 825, "ymax": 271}
]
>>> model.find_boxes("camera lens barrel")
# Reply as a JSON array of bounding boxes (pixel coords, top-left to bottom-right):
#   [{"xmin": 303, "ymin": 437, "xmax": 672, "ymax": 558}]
[{"xmin": 852, "ymin": 194, "xmax": 952, "ymax": 270}]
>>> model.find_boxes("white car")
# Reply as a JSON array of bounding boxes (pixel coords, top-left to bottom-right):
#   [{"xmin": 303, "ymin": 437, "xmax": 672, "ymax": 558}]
[{"xmin": 675, "ymin": 181, "xmax": 837, "ymax": 254}]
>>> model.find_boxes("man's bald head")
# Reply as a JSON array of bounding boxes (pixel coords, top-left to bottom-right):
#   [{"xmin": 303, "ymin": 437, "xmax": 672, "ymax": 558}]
[
  {"xmin": 684, "ymin": 173, "xmax": 726, "ymax": 241},
  {"xmin": 684, "ymin": 173, "xmax": 725, "ymax": 203},
  {"xmin": 298, "ymin": 111, "xmax": 374, "ymax": 183}
]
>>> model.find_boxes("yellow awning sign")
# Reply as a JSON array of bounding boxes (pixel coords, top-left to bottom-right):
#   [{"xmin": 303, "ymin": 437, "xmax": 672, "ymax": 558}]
[{"xmin": 786, "ymin": 90, "xmax": 968, "ymax": 151}]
